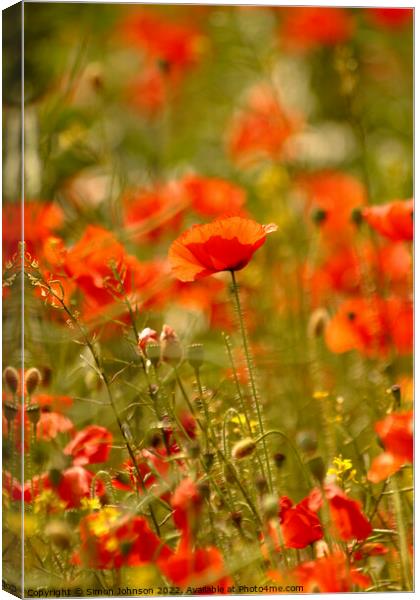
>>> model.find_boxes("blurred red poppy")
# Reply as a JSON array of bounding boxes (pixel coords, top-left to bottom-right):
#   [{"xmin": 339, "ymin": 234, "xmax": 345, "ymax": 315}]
[
  {"xmin": 280, "ymin": 7, "xmax": 354, "ymax": 52},
  {"xmin": 169, "ymin": 216, "xmax": 277, "ymax": 282},
  {"xmin": 64, "ymin": 425, "xmax": 113, "ymax": 466},
  {"xmin": 294, "ymin": 551, "xmax": 370, "ymax": 592},
  {"xmin": 368, "ymin": 411, "xmax": 413, "ymax": 483},
  {"xmin": 298, "ymin": 170, "xmax": 367, "ymax": 239},
  {"xmin": 160, "ymin": 545, "xmax": 232, "ymax": 592},
  {"xmin": 324, "ymin": 484, "xmax": 372, "ymax": 541},
  {"xmin": 112, "ymin": 448, "xmax": 171, "ymax": 495},
  {"xmin": 325, "ymin": 296, "xmax": 413, "ymax": 357},
  {"xmin": 227, "ymin": 84, "xmax": 301, "ymax": 166},
  {"xmin": 171, "ymin": 477, "xmax": 203, "ymax": 542},
  {"xmin": 367, "ymin": 8, "xmax": 413, "ymax": 29},
  {"xmin": 362, "ymin": 199, "xmax": 413, "ymax": 242},
  {"xmin": 182, "ymin": 175, "xmax": 246, "ymax": 218},
  {"xmin": 43, "ymin": 466, "xmax": 105, "ymax": 509},
  {"xmin": 37, "ymin": 412, "xmax": 74, "ymax": 441}
]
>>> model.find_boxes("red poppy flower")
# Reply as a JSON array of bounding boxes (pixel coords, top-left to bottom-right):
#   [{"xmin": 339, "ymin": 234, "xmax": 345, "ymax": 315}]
[
  {"xmin": 34, "ymin": 393, "xmax": 73, "ymax": 411},
  {"xmin": 182, "ymin": 175, "xmax": 246, "ymax": 218},
  {"xmin": 3, "ymin": 471, "xmax": 23, "ymax": 502},
  {"xmin": 127, "ymin": 63, "xmax": 170, "ymax": 116},
  {"xmin": 112, "ymin": 448, "xmax": 171, "ymax": 495},
  {"xmin": 123, "ymin": 181, "xmax": 187, "ymax": 243},
  {"xmin": 39, "ymin": 466, "xmax": 105, "ymax": 509},
  {"xmin": 37, "ymin": 412, "xmax": 74, "ymax": 441},
  {"xmin": 324, "ymin": 484, "xmax": 372, "ymax": 541},
  {"xmin": 280, "ymin": 7, "xmax": 354, "ymax": 51},
  {"xmin": 227, "ymin": 84, "xmax": 301, "ymax": 166},
  {"xmin": 325, "ymin": 296, "xmax": 413, "ymax": 357},
  {"xmin": 79, "ymin": 509, "xmax": 172, "ymax": 569},
  {"xmin": 160, "ymin": 545, "xmax": 232, "ymax": 592},
  {"xmin": 294, "ymin": 551, "xmax": 370, "ymax": 592},
  {"xmin": 367, "ymin": 8, "xmax": 413, "ymax": 29},
  {"xmin": 362, "ymin": 199, "xmax": 413, "ymax": 242},
  {"xmin": 64, "ymin": 425, "xmax": 113, "ymax": 466},
  {"xmin": 298, "ymin": 170, "xmax": 367, "ymax": 239},
  {"xmin": 169, "ymin": 216, "xmax": 277, "ymax": 282},
  {"xmin": 278, "ymin": 495, "xmax": 323, "ymax": 549},
  {"xmin": 138, "ymin": 327, "xmax": 159, "ymax": 352},
  {"xmin": 353, "ymin": 542, "xmax": 388, "ymax": 561},
  {"xmin": 368, "ymin": 411, "xmax": 413, "ymax": 483}
]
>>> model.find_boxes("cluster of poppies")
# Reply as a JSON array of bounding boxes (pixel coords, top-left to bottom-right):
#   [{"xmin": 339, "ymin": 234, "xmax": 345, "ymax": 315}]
[{"xmin": 2, "ymin": 3, "xmax": 413, "ymax": 595}]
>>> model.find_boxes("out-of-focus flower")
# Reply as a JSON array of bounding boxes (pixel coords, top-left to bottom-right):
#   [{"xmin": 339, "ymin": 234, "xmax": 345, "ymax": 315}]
[
  {"xmin": 325, "ymin": 296, "xmax": 413, "ymax": 357},
  {"xmin": 367, "ymin": 8, "xmax": 413, "ymax": 29},
  {"xmin": 182, "ymin": 175, "xmax": 246, "ymax": 218},
  {"xmin": 280, "ymin": 7, "xmax": 354, "ymax": 52},
  {"xmin": 294, "ymin": 551, "xmax": 370, "ymax": 592},
  {"xmin": 160, "ymin": 324, "xmax": 182, "ymax": 364},
  {"xmin": 37, "ymin": 412, "xmax": 74, "ymax": 441},
  {"xmin": 227, "ymin": 84, "xmax": 301, "ymax": 166},
  {"xmin": 28, "ymin": 466, "xmax": 105, "ymax": 509},
  {"xmin": 169, "ymin": 216, "xmax": 277, "ymax": 282},
  {"xmin": 297, "ymin": 170, "xmax": 367, "ymax": 240},
  {"xmin": 368, "ymin": 411, "xmax": 413, "ymax": 483},
  {"xmin": 112, "ymin": 448, "xmax": 170, "ymax": 495},
  {"xmin": 160, "ymin": 545, "xmax": 232, "ymax": 591},
  {"xmin": 326, "ymin": 484, "xmax": 372, "ymax": 541},
  {"xmin": 138, "ymin": 327, "xmax": 159, "ymax": 352},
  {"xmin": 78, "ymin": 508, "xmax": 172, "ymax": 569},
  {"xmin": 123, "ymin": 181, "xmax": 187, "ymax": 243},
  {"xmin": 362, "ymin": 199, "xmax": 413, "ymax": 242},
  {"xmin": 64, "ymin": 425, "xmax": 113, "ymax": 466},
  {"xmin": 353, "ymin": 542, "xmax": 388, "ymax": 561},
  {"xmin": 171, "ymin": 477, "xmax": 203, "ymax": 542}
]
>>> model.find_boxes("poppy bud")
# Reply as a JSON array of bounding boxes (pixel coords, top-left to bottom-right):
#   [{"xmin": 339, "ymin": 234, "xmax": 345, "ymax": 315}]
[
  {"xmin": 187, "ymin": 344, "xmax": 204, "ymax": 370},
  {"xmin": 262, "ymin": 494, "xmax": 279, "ymax": 520},
  {"xmin": 3, "ymin": 366, "xmax": 19, "ymax": 394},
  {"xmin": 388, "ymin": 384, "xmax": 401, "ymax": 407},
  {"xmin": 230, "ymin": 510, "xmax": 243, "ymax": 528},
  {"xmin": 307, "ymin": 456, "xmax": 326, "ymax": 483},
  {"xmin": 256, "ymin": 475, "xmax": 268, "ymax": 494},
  {"xmin": 197, "ymin": 481, "xmax": 210, "ymax": 500},
  {"xmin": 203, "ymin": 452, "xmax": 214, "ymax": 471},
  {"xmin": 145, "ymin": 342, "xmax": 161, "ymax": 367},
  {"xmin": 160, "ymin": 325, "xmax": 182, "ymax": 365},
  {"xmin": 25, "ymin": 368, "xmax": 42, "ymax": 396},
  {"xmin": 138, "ymin": 328, "xmax": 158, "ymax": 353},
  {"xmin": 312, "ymin": 208, "xmax": 327, "ymax": 225},
  {"xmin": 273, "ymin": 452, "xmax": 286, "ymax": 468},
  {"xmin": 4, "ymin": 402, "xmax": 18, "ymax": 424},
  {"xmin": 26, "ymin": 404, "xmax": 41, "ymax": 426},
  {"xmin": 351, "ymin": 207, "xmax": 363, "ymax": 226},
  {"xmin": 296, "ymin": 430, "xmax": 318, "ymax": 454},
  {"xmin": 232, "ymin": 437, "xmax": 257, "ymax": 460},
  {"xmin": 224, "ymin": 462, "xmax": 237, "ymax": 483},
  {"xmin": 49, "ymin": 468, "xmax": 63, "ymax": 487},
  {"xmin": 148, "ymin": 430, "xmax": 162, "ymax": 448},
  {"xmin": 114, "ymin": 471, "xmax": 131, "ymax": 487},
  {"xmin": 307, "ymin": 308, "xmax": 329, "ymax": 339},
  {"xmin": 187, "ymin": 441, "xmax": 201, "ymax": 459},
  {"xmin": 45, "ymin": 520, "xmax": 72, "ymax": 550}
]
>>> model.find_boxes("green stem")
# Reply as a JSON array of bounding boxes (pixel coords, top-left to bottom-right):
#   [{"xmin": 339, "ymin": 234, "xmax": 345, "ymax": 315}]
[
  {"xmin": 391, "ymin": 475, "xmax": 412, "ymax": 590},
  {"xmin": 230, "ymin": 270, "xmax": 274, "ymax": 492}
]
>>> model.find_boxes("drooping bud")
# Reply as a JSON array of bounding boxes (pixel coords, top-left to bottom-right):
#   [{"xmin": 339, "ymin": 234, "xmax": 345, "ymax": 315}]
[
  {"xmin": 307, "ymin": 456, "xmax": 326, "ymax": 483},
  {"xmin": 307, "ymin": 308, "xmax": 329, "ymax": 339},
  {"xmin": 160, "ymin": 325, "xmax": 182, "ymax": 365},
  {"xmin": 26, "ymin": 404, "xmax": 41, "ymax": 426},
  {"xmin": 187, "ymin": 344, "xmax": 204, "ymax": 370},
  {"xmin": 3, "ymin": 366, "xmax": 19, "ymax": 395},
  {"xmin": 232, "ymin": 437, "xmax": 257, "ymax": 460},
  {"xmin": 25, "ymin": 368, "xmax": 42, "ymax": 396},
  {"xmin": 255, "ymin": 475, "xmax": 268, "ymax": 494},
  {"xmin": 45, "ymin": 520, "xmax": 72, "ymax": 550},
  {"xmin": 273, "ymin": 452, "xmax": 286, "ymax": 468}
]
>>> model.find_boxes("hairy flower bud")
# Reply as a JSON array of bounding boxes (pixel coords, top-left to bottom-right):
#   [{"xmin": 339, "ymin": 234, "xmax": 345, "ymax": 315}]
[
  {"xmin": 160, "ymin": 325, "xmax": 182, "ymax": 365},
  {"xmin": 307, "ymin": 308, "xmax": 329, "ymax": 339},
  {"xmin": 3, "ymin": 366, "xmax": 19, "ymax": 395},
  {"xmin": 262, "ymin": 494, "xmax": 279, "ymax": 520},
  {"xmin": 307, "ymin": 456, "xmax": 326, "ymax": 483},
  {"xmin": 25, "ymin": 368, "xmax": 42, "ymax": 396},
  {"xmin": 232, "ymin": 437, "xmax": 257, "ymax": 460}
]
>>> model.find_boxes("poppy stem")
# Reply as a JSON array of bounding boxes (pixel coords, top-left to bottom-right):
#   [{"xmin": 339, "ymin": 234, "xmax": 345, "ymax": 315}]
[
  {"xmin": 229, "ymin": 270, "xmax": 274, "ymax": 493},
  {"xmin": 391, "ymin": 474, "xmax": 412, "ymax": 590}
]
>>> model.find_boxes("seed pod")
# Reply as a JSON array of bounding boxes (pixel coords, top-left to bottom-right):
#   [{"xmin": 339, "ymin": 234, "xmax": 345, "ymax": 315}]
[
  {"xmin": 296, "ymin": 430, "xmax": 318, "ymax": 454},
  {"xmin": 187, "ymin": 344, "xmax": 204, "ymax": 370},
  {"xmin": 312, "ymin": 208, "xmax": 327, "ymax": 225},
  {"xmin": 3, "ymin": 367, "xmax": 19, "ymax": 395},
  {"xmin": 26, "ymin": 404, "xmax": 41, "ymax": 426},
  {"xmin": 255, "ymin": 475, "xmax": 268, "ymax": 494},
  {"xmin": 262, "ymin": 494, "xmax": 279, "ymax": 520},
  {"xmin": 232, "ymin": 437, "xmax": 257, "ymax": 460},
  {"xmin": 307, "ymin": 456, "xmax": 326, "ymax": 483},
  {"xmin": 160, "ymin": 325, "xmax": 183, "ymax": 365},
  {"xmin": 307, "ymin": 308, "xmax": 329, "ymax": 339},
  {"xmin": 25, "ymin": 368, "xmax": 42, "ymax": 396},
  {"xmin": 273, "ymin": 452, "xmax": 286, "ymax": 468},
  {"xmin": 4, "ymin": 402, "xmax": 18, "ymax": 423},
  {"xmin": 224, "ymin": 462, "xmax": 237, "ymax": 484},
  {"xmin": 45, "ymin": 520, "xmax": 72, "ymax": 550},
  {"xmin": 146, "ymin": 342, "xmax": 161, "ymax": 367}
]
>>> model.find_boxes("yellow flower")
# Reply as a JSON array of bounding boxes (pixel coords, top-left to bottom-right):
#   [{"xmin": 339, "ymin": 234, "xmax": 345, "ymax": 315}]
[
  {"xmin": 313, "ymin": 390, "xmax": 330, "ymax": 400},
  {"xmin": 33, "ymin": 490, "xmax": 66, "ymax": 515},
  {"xmin": 88, "ymin": 507, "xmax": 120, "ymax": 537},
  {"xmin": 231, "ymin": 413, "xmax": 258, "ymax": 433},
  {"xmin": 80, "ymin": 497, "xmax": 102, "ymax": 512},
  {"xmin": 327, "ymin": 455, "xmax": 357, "ymax": 484}
]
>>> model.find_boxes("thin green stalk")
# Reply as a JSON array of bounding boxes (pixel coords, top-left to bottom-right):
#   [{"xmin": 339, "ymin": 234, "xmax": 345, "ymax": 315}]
[
  {"xmin": 230, "ymin": 270, "xmax": 274, "ymax": 491},
  {"xmin": 391, "ymin": 475, "xmax": 412, "ymax": 590}
]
